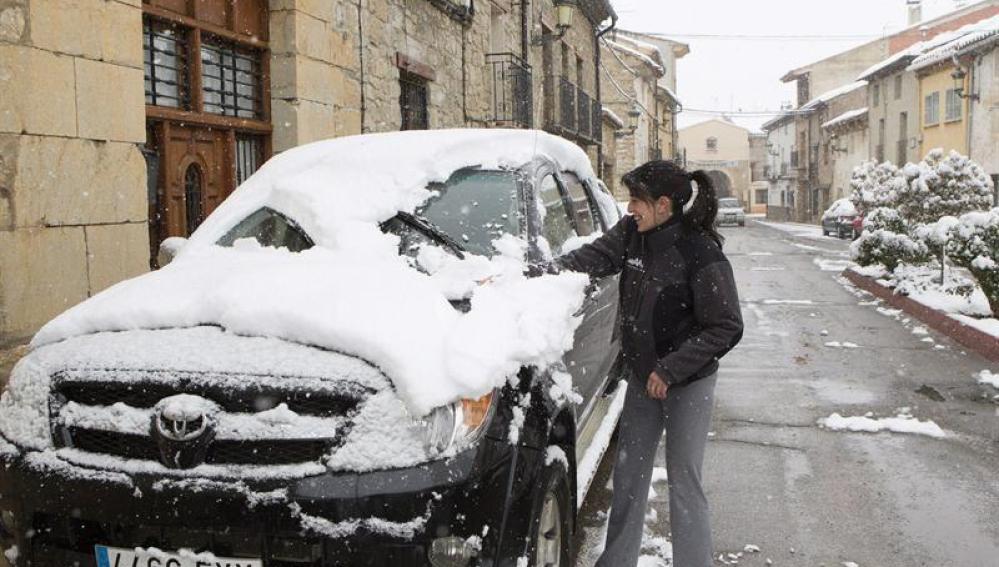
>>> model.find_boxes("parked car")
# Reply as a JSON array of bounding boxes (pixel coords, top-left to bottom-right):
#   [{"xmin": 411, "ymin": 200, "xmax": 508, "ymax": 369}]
[
  {"xmin": 717, "ymin": 197, "xmax": 746, "ymax": 227},
  {"xmin": 821, "ymin": 198, "xmax": 859, "ymax": 239},
  {"xmin": 0, "ymin": 130, "xmax": 626, "ymax": 567}
]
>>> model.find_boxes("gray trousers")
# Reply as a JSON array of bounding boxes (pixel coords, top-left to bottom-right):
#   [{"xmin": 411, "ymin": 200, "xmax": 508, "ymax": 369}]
[{"xmin": 596, "ymin": 373, "xmax": 717, "ymax": 567}]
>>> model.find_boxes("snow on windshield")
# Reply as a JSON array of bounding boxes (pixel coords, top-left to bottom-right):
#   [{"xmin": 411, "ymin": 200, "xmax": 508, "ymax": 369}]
[{"xmin": 29, "ymin": 130, "xmax": 594, "ymax": 417}]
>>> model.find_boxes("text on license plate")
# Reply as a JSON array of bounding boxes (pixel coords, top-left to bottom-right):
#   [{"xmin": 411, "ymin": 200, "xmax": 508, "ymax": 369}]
[{"xmin": 95, "ymin": 545, "xmax": 263, "ymax": 567}]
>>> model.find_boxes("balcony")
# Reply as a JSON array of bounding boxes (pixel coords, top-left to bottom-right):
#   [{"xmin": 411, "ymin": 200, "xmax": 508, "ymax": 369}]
[
  {"xmin": 559, "ymin": 77, "xmax": 576, "ymax": 132},
  {"xmin": 591, "ymin": 102, "xmax": 601, "ymax": 141},
  {"xmin": 486, "ymin": 53, "xmax": 532, "ymax": 129}
]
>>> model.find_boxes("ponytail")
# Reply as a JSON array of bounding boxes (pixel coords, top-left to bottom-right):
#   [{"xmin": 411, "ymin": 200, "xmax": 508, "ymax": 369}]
[{"xmin": 686, "ymin": 170, "xmax": 723, "ymax": 247}]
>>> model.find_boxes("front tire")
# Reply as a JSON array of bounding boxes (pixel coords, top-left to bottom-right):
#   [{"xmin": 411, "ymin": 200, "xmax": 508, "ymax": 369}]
[{"xmin": 528, "ymin": 461, "xmax": 573, "ymax": 567}]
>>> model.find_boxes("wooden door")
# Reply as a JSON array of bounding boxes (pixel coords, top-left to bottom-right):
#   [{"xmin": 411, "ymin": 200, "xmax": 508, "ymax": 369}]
[{"xmin": 158, "ymin": 122, "xmax": 233, "ymax": 239}]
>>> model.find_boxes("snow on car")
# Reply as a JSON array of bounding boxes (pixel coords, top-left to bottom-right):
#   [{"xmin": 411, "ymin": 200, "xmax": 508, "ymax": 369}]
[{"xmin": 0, "ymin": 129, "xmax": 626, "ymax": 566}]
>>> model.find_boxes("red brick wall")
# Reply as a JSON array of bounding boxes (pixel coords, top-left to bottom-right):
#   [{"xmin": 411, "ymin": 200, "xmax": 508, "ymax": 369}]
[{"xmin": 889, "ymin": 5, "xmax": 999, "ymax": 54}]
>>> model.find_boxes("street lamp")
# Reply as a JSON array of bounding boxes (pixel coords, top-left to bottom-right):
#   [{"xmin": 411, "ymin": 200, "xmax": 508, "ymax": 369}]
[
  {"xmin": 627, "ymin": 102, "xmax": 641, "ymax": 132},
  {"xmin": 950, "ymin": 64, "xmax": 979, "ymax": 101},
  {"xmin": 531, "ymin": 0, "xmax": 577, "ymax": 45}
]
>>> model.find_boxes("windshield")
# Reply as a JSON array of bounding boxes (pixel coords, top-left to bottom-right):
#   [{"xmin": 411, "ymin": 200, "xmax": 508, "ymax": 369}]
[
  {"xmin": 718, "ymin": 198, "xmax": 741, "ymax": 208},
  {"xmin": 216, "ymin": 207, "xmax": 314, "ymax": 252},
  {"xmin": 405, "ymin": 169, "xmax": 522, "ymax": 257}
]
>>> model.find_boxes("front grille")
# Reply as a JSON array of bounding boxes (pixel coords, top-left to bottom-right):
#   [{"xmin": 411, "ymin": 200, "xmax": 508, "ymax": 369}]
[
  {"xmin": 55, "ymin": 373, "xmax": 363, "ymax": 417},
  {"xmin": 51, "ymin": 370, "xmax": 368, "ymax": 467},
  {"xmin": 65, "ymin": 428, "xmax": 336, "ymax": 466}
]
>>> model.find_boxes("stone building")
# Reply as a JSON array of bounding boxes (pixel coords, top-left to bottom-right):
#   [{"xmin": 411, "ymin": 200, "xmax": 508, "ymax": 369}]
[
  {"xmin": 966, "ymin": 31, "xmax": 999, "ymax": 193},
  {"xmin": 0, "ymin": 0, "xmax": 617, "ymax": 355},
  {"xmin": 678, "ymin": 118, "xmax": 752, "ymax": 206},
  {"xmin": 601, "ymin": 31, "xmax": 680, "ymax": 199}
]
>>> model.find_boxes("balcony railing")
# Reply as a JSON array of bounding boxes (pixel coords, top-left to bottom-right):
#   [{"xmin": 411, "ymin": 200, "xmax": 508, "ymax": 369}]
[
  {"xmin": 577, "ymin": 88, "xmax": 591, "ymax": 140},
  {"xmin": 790, "ymin": 151, "xmax": 799, "ymax": 168},
  {"xmin": 559, "ymin": 77, "xmax": 576, "ymax": 132},
  {"xmin": 591, "ymin": 102, "xmax": 601, "ymax": 141},
  {"xmin": 486, "ymin": 53, "xmax": 533, "ymax": 129}
]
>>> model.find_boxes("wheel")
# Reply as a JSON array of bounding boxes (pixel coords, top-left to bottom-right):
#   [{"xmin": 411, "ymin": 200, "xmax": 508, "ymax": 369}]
[
  {"xmin": 738, "ymin": 221, "xmax": 745, "ymax": 227},
  {"xmin": 529, "ymin": 461, "xmax": 573, "ymax": 567}
]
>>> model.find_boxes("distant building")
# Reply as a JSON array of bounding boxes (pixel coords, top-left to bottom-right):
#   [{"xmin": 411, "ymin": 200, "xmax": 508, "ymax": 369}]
[
  {"xmin": 678, "ymin": 118, "xmax": 753, "ymax": 207},
  {"xmin": 761, "ymin": 112, "xmax": 796, "ymax": 221},
  {"xmin": 748, "ymin": 133, "xmax": 769, "ymax": 215}
]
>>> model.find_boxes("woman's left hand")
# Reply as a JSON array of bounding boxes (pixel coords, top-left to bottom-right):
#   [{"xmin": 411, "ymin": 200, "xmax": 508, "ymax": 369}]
[{"xmin": 647, "ymin": 371, "xmax": 669, "ymax": 399}]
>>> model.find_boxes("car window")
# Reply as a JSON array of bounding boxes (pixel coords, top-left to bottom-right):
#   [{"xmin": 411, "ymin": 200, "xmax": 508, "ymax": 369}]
[
  {"xmin": 561, "ymin": 172, "xmax": 600, "ymax": 236},
  {"xmin": 216, "ymin": 207, "xmax": 314, "ymax": 252},
  {"xmin": 416, "ymin": 169, "xmax": 521, "ymax": 257},
  {"xmin": 538, "ymin": 174, "xmax": 579, "ymax": 256},
  {"xmin": 718, "ymin": 198, "xmax": 741, "ymax": 208},
  {"xmin": 591, "ymin": 179, "xmax": 621, "ymax": 228}
]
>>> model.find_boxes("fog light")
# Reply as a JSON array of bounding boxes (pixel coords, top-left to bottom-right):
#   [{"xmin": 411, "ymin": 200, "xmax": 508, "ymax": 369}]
[{"xmin": 428, "ymin": 536, "xmax": 476, "ymax": 567}]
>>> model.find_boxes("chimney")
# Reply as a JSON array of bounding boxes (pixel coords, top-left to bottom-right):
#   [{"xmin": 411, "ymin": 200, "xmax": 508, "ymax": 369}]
[{"xmin": 907, "ymin": 0, "xmax": 922, "ymax": 26}]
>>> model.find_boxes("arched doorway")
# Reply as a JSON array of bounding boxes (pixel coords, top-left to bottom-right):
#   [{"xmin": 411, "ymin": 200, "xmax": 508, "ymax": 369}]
[{"xmin": 706, "ymin": 170, "xmax": 733, "ymax": 200}]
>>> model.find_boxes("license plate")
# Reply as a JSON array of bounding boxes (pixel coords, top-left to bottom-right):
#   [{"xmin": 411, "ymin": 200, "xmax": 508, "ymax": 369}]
[{"xmin": 95, "ymin": 545, "xmax": 263, "ymax": 567}]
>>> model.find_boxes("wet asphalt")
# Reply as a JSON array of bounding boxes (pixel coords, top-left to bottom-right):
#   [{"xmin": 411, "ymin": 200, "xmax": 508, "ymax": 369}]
[{"xmin": 574, "ymin": 218, "xmax": 999, "ymax": 567}]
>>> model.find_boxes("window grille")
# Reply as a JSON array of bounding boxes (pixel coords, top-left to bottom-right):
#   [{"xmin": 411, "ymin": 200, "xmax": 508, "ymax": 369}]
[
  {"xmin": 184, "ymin": 164, "xmax": 204, "ymax": 236},
  {"xmin": 143, "ymin": 20, "xmax": 187, "ymax": 108},
  {"xmin": 894, "ymin": 74, "xmax": 903, "ymax": 100},
  {"xmin": 400, "ymin": 71, "xmax": 429, "ymax": 130},
  {"xmin": 235, "ymin": 135, "xmax": 263, "ymax": 185},
  {"xmin": 706, "ymin": 137, "xmax": 718, "ymax": 151},
  {"xmin": 201, "ymin": 38, "xmax": 263, "ymax": 119}
]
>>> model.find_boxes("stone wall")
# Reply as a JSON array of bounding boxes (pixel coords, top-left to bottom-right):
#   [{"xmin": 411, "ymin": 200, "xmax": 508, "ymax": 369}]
[
  {"xmin": 970, "ymin": 46, "xmax": 998, "ymax": 181},
  {"xmin": 0, "ymin": 0, "xmax": 148, "ymax": 346}
]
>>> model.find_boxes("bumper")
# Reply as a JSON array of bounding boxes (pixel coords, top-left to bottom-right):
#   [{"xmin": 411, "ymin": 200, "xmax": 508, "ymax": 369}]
[
  {"xmin": 0, "ymin": 436, "xmax": 541, "ymax": 567},
  {"xmin": 718, "ymin": 215, "xmax": 745, "ymax": 226}
]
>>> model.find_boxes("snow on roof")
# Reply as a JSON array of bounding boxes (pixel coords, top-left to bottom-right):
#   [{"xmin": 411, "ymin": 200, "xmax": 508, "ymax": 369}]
[
  {"xmin": 29, "ymin": 129, "xmax": 595, "ymax": 417},
  {"xmin": 857, "ymin": 48, "xmax": 921, "ymax": 81},
  {"xmin": 761, "ymin": 112, "xmax": 794, "ymax": 131},
  {"xmin": 657, "ymin": 83, "xmax": 680, "ymax": 104},
  {"xmin": 822, "ymin": 107, "xmax": 869, "ymax": 130},
  {"xmin": 800, "ymin": 81, "xmax": 868, "ymax": 111},
  {"xmin": 908, "ymin": 15, "xmax": 999, "ymax": 71},
  {"xmin": 602, "ymin": 106, "xmax": 625, "ymax": 128},
  {"xmin": 612, "ymin": 34, "xmax": 666, "ymax": 66},
  {"xmin": 604, "ymin": 39, "xmax": 665, "ymax": 76}
]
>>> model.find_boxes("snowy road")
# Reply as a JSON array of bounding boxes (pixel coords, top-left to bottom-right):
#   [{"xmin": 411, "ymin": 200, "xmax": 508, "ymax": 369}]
[{"xmin": 574, "ymin": 218, "xmax": 999, "ymax": 566}]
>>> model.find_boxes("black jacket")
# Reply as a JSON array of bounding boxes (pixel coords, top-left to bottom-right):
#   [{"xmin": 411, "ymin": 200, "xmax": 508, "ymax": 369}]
[{"xmin": 556, "ymin": 216, "xmax": 743, "ymax": 386}]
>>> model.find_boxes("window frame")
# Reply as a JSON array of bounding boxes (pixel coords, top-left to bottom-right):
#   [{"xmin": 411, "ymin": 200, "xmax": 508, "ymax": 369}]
[
  {"xmin": 894, "ymin": 74, "xmax": 903, "ymax": 100},
  {"xmin": 534, "ymin": 173, "xmax": 580, "ymax": 259},
  {"xmin": 400, "ymin": 70, "xmax": 430, "ymax": 131},
  {"xmin": 558, "ymin": 171, "xmax": 602, "ymax": 237},
  {"xmin": 944, "ymin": 88, "xmax": 963, "ymax": 122},
  {"xmin": 924, "ymin": 91, "xmax": 940, "ymax": 126}
]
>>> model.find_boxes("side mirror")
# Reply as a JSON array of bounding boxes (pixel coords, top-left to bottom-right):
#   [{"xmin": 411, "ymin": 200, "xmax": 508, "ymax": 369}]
[{"xmin": 157, "ymin": 236, "xmax": 188, "ymax": 268}]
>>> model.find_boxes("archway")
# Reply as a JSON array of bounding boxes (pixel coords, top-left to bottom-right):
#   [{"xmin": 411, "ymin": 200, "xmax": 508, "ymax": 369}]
[{"xmin": 706, "ymin": 170, "xmax": 733, "ymax": 200}]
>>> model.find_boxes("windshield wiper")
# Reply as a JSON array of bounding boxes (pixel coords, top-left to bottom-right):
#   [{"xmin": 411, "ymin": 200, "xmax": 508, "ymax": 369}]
[{"xmin": 396, "ymin": 211, "xmax": 466, "ymax": 259}]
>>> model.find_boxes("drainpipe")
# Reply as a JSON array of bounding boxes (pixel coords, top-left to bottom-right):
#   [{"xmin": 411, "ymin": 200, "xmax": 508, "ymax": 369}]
[
  {"xmin": 520, "ymin": 0, "xmax": 529, "ymax": 64},
  {"xmin": 595, "ymin": 13, "xmax": 618, "ymax": 178},
  {"xmin": 356, "ymin": 0, "xmax": 367, "ymax": 133}
]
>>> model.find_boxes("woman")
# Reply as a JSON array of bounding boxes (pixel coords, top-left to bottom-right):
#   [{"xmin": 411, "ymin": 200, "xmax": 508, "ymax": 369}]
[{"xmin": 556, "ymin": 160, "xmax": 743, "ymax": 567}]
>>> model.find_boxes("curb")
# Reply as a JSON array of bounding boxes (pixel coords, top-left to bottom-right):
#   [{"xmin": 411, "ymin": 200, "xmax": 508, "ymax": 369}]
[{"xmin": 843, "ymin": 269, "xmax": 999, "ymax": 362}]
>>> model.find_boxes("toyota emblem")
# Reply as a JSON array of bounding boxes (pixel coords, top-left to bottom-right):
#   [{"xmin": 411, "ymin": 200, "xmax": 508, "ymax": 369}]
[{"xmin": 151, "ymin": 394, "xmax": 219, "ymax": 468}]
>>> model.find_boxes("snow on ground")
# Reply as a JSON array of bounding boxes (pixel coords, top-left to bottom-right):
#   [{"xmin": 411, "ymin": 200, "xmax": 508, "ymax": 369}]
[
  {"xmin": 824, "ymin": 341, "xmax": 860, "ymax": 349},
  {"xmin": 756, "ymin": 220, "xmax": 833, "ymax": 241},
  {"xmin": 813, "ymin": 257, "xmax": 854, "ymax": 272},
  {"xmin": 817, "ymin": 409, "xmax": 946, "ymax": 438},
  {"xmin": 762, "ymin": 299, "xmax": 815, "ymax": 305},
  {"xmin": 978, "ymin": 370, "xmax": 999, "ymax": 389}
]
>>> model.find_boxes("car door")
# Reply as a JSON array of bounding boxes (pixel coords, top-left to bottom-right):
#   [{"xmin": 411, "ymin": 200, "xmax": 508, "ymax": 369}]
[{"xmin": 557, "ymin": 172, "xmax": 621, "ymax": 423}]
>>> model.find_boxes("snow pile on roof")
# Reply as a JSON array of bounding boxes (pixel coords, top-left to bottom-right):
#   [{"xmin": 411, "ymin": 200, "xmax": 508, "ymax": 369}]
[
  {"xmin": 857, "ymin": 48, "xmax": 921, "ymax": 81},
  {"xmin": 657, "ymin": 83, "xmax": 680, "ymax": 105},
  {"xmin": 909, "ymin": 15, "xmax": 999, "ymax": 71},
  {"xmin": 191, "ymin": 129, "xmax": 595, "ymax": 251},
  {"xmin": 800, "ymin": 81, "xmax": 868, "ymax": 111},
  {"xmin": 602, "ymin": 106, "xmax": 625, "ymax": 129},
  {"xmin": 604, "ymin": 39, "xmax": 665, "ymax": 75},
  {"xmin": 822, "ymin": 107, "xmax": 868, "ymax": 130},
  {"xmin": 28, "ymin": 130, "xmax": 596, "ymax": 417}
]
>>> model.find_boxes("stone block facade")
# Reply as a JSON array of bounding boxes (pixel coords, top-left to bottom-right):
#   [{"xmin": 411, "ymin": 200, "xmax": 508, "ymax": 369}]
[{"xmin": 0, "ymin": 0, "xmax": 147, "ymax": 347}]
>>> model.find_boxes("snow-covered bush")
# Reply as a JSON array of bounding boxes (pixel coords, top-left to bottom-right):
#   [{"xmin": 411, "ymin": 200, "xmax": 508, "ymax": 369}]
[
  {"xmin": 942, "ymin": 208, "xmax": 999, "ymax": 316},
  {"xmin": 851, "ymin": 207, "xmax": 929, "ymax": 272},
  {"xmin": 849, "ymin": 161, "xmax": 905, "ymax": 213},
  {"xmin": 896, "ymin": 149, "xmax": 994, "ymax": 225}
]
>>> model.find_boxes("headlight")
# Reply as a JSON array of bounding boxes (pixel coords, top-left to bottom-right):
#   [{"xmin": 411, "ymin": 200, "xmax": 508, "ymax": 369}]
[{"xmin": 424, "ymin": 391, "xmax": 497, "ymax": 454}]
